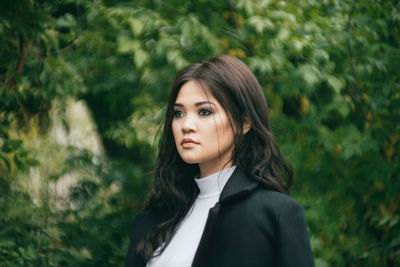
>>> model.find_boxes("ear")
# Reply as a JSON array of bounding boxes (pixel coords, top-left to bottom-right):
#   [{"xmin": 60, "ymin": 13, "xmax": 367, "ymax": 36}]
[{"xmin": 243, "ymin": 116, "xmax": 251, "ymax": 134}]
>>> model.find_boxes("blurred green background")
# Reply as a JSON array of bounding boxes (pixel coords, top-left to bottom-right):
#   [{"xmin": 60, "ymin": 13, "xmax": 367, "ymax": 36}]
[{"xmin": 1, "ymin": 0, "xmax": 399, "ymax": 266}]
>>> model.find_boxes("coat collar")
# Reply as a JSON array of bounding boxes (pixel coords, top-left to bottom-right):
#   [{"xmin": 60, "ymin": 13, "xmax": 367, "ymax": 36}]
[{"xmin": 218, "ymin": 167, "xmax": 259, "ymax": 204}]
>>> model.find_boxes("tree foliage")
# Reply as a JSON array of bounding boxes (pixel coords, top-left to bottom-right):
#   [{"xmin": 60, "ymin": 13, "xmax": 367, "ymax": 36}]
[{"xmin": 1, "ymin": 0, "xmax": 399, "ymax": 266}]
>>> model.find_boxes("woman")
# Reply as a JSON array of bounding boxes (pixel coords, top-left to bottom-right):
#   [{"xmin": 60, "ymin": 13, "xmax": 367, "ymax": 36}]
[{"xmin": 125, "ymin": 55, "xmax": 315, "ymax": 267}]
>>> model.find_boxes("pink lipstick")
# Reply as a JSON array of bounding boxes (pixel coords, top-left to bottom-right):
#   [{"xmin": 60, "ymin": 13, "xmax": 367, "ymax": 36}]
[{"xmin": 181, "ymin": 138, "xmax": 199, "ymax": 147}]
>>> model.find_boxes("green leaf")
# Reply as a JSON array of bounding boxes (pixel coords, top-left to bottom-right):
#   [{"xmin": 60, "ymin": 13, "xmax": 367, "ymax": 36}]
[
  {"xmin": 248, "ymin": 16, "xmax": 274, "ymax": 33},
  {"xmin": 0, "ymin": 240, "xmax": 16, "ymax": 247},
  {"xmin": 25, "ymin": 157, "xmax": 40, "ymax": 166},
  {"xmin": 0, "ymin": 154, "xmax": 11, "ymax": 171},
  {"xmin": 298, "ymin": 64, "xmax": 320, "ymax": 86},
  {"xmin": 327, "ymin": 75, "xmax": 344, "ymax": 93},
  {"xmin": 128, "ymin": 18, "xmax": 144, "ymax": 36}
]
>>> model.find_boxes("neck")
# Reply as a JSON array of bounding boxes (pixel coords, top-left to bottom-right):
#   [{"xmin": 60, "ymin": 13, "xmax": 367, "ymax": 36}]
[
  {"xmin": 198, "ymin": 160, "xmax": 233, "ymax": 178},
  {"xmin": 195, "ymin": 166, "xmax": 236, "ymax": 198}
]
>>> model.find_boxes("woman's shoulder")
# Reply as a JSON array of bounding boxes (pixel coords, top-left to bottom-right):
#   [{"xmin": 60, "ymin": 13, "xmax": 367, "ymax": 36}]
[
  {"xmin": 224, "ymin": 167, "xmax": 305, "ymax": 216},
  {"xmin": 254, "ymin": 186, "xmax": 300, "ymax": 204},
  {"xmin": 246, "ymin": 185, "xmax": 306, "ymax": 219}
]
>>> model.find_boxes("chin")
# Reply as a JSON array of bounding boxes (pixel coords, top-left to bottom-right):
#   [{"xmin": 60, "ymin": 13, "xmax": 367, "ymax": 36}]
[
  {"xmin": 181, "ymin": 158, "xmax": 200, "ymax": 164},
  {"xmin": 177, "ymin": 150, "xmax": 200, "ymax": 164},
  {"xmin": 178, "ymin": 154, "xmax": 202, "ymax": 165}
]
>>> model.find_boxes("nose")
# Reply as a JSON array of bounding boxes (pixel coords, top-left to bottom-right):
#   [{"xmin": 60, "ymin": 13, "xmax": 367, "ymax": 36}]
[{"xmin": 181, "ymin": 113, "xmax": 197, "ymax": 133}]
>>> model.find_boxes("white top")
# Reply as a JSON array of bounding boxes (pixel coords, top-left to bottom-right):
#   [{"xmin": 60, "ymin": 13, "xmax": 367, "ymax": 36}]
[{"xmin": 146, "ymin": 166, "xmax": 236, "ymax": 267}]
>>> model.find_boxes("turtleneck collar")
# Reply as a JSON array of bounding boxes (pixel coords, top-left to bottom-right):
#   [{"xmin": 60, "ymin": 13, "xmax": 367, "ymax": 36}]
[{"xmin": 194, "ymin": 166, "xmax": 236, "ymax": 199}]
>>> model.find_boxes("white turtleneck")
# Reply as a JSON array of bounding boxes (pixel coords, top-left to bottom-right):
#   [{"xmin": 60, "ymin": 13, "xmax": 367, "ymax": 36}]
[{"xmin": 146, "ymin": 166, "xmax": 236, "ymax": 267}]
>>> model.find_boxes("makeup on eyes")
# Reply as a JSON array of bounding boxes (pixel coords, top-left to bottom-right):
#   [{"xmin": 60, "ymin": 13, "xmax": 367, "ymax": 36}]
[{"xmin": 173, "ymin": 102, "xmax": 216, "ymax": 119}]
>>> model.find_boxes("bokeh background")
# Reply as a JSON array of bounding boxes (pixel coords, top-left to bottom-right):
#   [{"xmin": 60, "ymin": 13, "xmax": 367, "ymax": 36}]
[{"xmin": 1, "ymin": 0, "xmax": 399, "ymax": 266}]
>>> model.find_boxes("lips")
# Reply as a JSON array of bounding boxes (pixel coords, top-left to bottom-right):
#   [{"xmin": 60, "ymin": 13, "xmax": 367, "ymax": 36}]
[{"xmin": 181, "ymin": 138, "xmax": 199, "ymax": 146}]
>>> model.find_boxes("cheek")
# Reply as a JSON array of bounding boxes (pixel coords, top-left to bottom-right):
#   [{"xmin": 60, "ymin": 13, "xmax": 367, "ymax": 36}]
[
  {"xmin": 172, "ymin": 121, "xmax": 179, "ymax": 139},
  {"xmin": 171, "ymin": 122, "xmax": 181, "ymax": 149},
  {"xmin": 212, "ymin": 118, "xmax": 235, "ymax": 147},
  {"xmin": 218, "ymin": 117, "xmax": 234, "ymax": 138}
]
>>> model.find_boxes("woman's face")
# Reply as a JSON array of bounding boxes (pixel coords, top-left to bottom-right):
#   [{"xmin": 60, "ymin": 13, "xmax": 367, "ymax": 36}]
[{"xmin": 172, "ymin": 81, "xmax": 235, "ymax": 177}]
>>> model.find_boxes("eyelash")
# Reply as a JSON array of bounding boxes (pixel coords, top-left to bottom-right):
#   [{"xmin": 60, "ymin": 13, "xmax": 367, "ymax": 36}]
[
  {"xmin": 173, "ymin": 108, "xmax": 213, "ymax": 118},
  {"xmin": 199, "ymin": 108, "xmax": 212, "ymax": 116},
  {"xmin": 173, "ymin": 110, "xmax": 184, "ymax": 118}
]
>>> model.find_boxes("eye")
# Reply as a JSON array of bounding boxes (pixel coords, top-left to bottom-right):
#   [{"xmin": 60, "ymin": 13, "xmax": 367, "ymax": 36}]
[
  {"xmin": 173, "ymin": 110, "xmax": 184, "ymax": 118},
  {"xmin": 199, "ymin": 108, "xmax": 212, "ymax": 116}
]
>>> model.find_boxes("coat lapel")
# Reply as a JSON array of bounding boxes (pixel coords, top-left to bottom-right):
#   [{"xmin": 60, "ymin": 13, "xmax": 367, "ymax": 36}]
[
  {"xmin": 219, "ymin": 167, "xmax": 259, "ymax": 204},
  {"xmin": 191, "ymin": 167, "xmax": 259, "ymax": 267}
]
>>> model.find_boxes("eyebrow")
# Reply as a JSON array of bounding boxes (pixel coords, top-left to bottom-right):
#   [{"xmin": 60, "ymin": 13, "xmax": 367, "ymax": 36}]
[{"xmin": 174, "ymin": 101, "xmax": 216, "ymax": 107}]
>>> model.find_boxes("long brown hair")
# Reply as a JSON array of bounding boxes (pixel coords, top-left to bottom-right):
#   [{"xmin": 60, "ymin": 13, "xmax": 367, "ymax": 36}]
[{"xmin": 138, "ymin": 55, "xmax": 293, "ymax": 260}]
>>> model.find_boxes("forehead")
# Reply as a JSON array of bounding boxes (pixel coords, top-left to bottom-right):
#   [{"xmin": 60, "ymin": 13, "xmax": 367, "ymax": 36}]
[{"xmin": 175, "ymin": 81, "xmax": 217, "ymax": 104}]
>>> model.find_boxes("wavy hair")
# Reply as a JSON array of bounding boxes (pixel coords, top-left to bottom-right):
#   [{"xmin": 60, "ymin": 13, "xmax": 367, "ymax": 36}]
[{"xmin": 137, "ymin": 55, "xmax": 293, "ymax": 260}]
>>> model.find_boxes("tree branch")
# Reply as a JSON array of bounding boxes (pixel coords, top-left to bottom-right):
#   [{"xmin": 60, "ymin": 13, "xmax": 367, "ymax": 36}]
[
  {"xmin": 346, "ymin": 1, "xmax": 365, "ymax": 121},
  {"xmin": 5, "ymin": 36, "xmax": 26, "ymax": 89},
  {"xmin": 5, "ymin": 36, "xmax": 30, "ymax": 127},
  {"xmin": 56, "ymin": 30, "xmax": 88, "ymax": 55},
  {"xmin": 17, "ymin": 40, "xmax": 25, "ymax": 75}
]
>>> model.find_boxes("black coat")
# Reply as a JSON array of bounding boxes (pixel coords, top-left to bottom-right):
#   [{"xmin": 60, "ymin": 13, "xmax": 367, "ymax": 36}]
[{"xmin": 125, "ymin": 168, "xmax": 315, "ymax": 267}]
